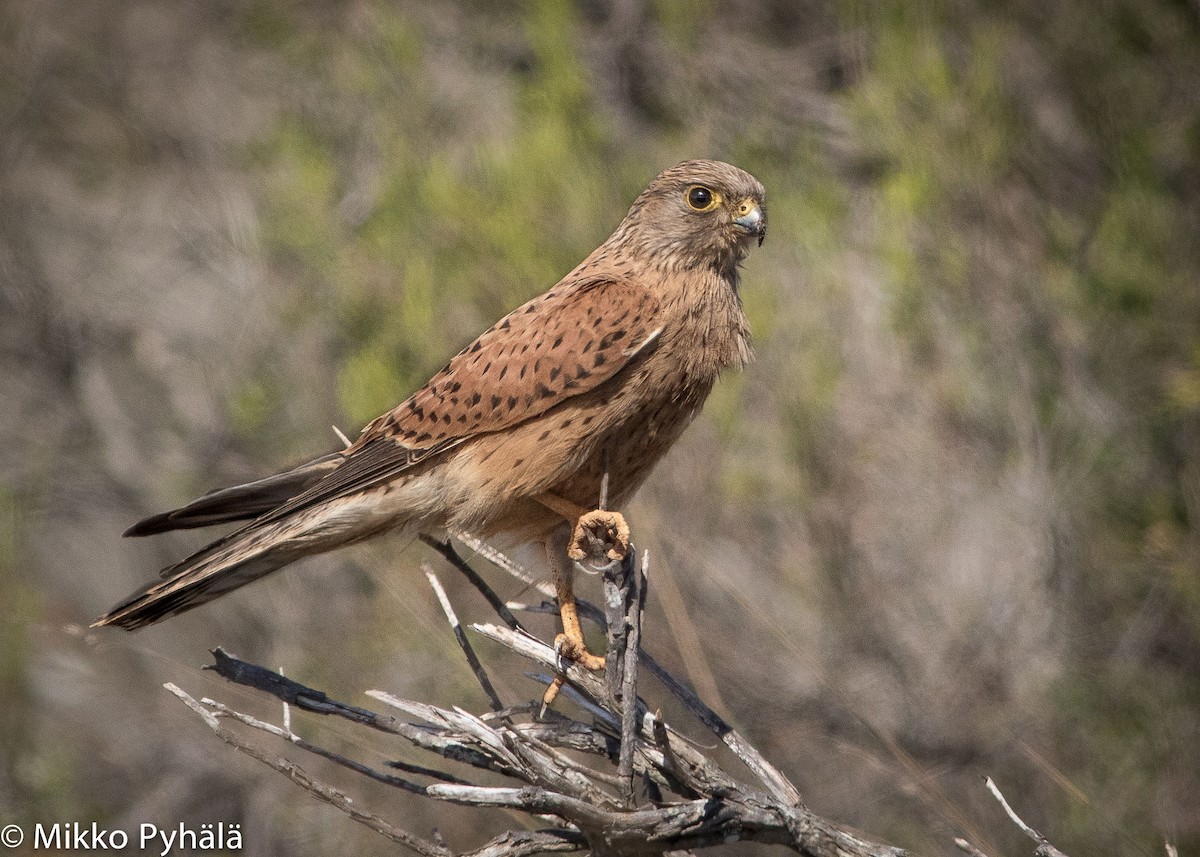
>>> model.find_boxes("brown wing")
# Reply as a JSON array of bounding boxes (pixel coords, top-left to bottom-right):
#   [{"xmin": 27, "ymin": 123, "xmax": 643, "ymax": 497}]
[
  {"xmin": 363, "ymin": 277, "xmax": 661, "ymax": 445},
  {"xmin": 250, "ymin": 277, "xmax": 662, "ymax": 525}
]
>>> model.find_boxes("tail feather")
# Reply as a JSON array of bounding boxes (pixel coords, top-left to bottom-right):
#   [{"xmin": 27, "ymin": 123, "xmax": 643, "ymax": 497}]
[
  {"xmin": 123, "ymin": 452, "xmax": 344, "ymax": 537},
  {"xmin": 93, "ymin": 525, "xmax": 302, "ymax": 629},
  {"xmin": 96, "ymin": 484, "xmax": 397, "ymax": 630},
  {"xmin": 100, "ymin": 447, "xmax": 413, "ymax": 630}
]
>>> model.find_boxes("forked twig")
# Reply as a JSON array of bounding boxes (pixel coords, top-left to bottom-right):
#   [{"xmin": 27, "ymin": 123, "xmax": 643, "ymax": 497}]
[{"xmin": 426, "ymin": 566, "xmax": 504, "ymax": 712}]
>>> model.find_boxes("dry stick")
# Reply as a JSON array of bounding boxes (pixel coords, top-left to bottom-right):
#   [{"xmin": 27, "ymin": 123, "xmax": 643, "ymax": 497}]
[
  {"xmin": 516, "ymin": 726, "xmax": 627, "ymax": 791},
  {"xmin": 250, "ymin": 660, "xmax": 889, "ymax": 853},
  {"xmin": 201, "ymin": 646, "xmax": 623, "ymax": 814},
  {"xmin": 468, "ymin": 625, "xmax": 730, "ymax": 794},
  {"xmin": 421, "ymin": 535, "xmax": 526, "ymax": 632},
  {"xmin": 569, "ymin": 576, "xmax": 805, "ymax": 809},
  {"xmin": 171, "ymin": 679, "xmax": 583, "ymax": 857},
  {"xmin": 596, "ymin": 546, "xmax": 640, "ymax": 807},
  {"xmin": 463, "ymin": 622, "xmax": 903, "ymax": 857},
  {"xmin": 422, "ymin": 781, "xmax": 881, "ymax": 856},
  {"xmin": 421, "ymin": 782, "xmax": 798, "ymax": 849},
  {"xmin": 204, "ymin": 647, "xmax": 498, "ymax": 771},
  {"xmin": 603, "ymin": 554, "xmax": 629, "ymax": 701},
  {"xmin": 591, "ymin": 546, "xmax": 641, "ymax": 806},
  {"xmin": 201, "ymin": 695, "xmax": 436, "ymax": 795},
  {"xmin": 651, "ymin": 715, "xmax": 703, "ymax": 801},
  {"xmin": 954, "ymin": 838, "xmax": 992, "ymax": 857},
  {"xmin": 984, "ymin": 777, "xmax": 1071, "ymax": 857},
  {"xmin": 163, "ymin": 683, "xmax": 449, "ymax": 857},
  {"xmin": 187, "ymin": 538, "xmax": 905, "ymax": 856},
  {"xmin": 460, "ymin": 829, "xmax": 584, "ymax": 857},
  {"xmin": 470, "ymin": 626, "xmax": 774, "ymax": 803},
  {"xmin": 452, "ymin": 531, "xmax": 541, "ymax": 586},
  {"xmin": 375, "ymin": 696, "xmax": 621, "ymax": 817},
  {"xmin": 183, "ymin": 664, "xmax": 607, "ymax": 845},
  {"xmin": 364, "ymin": 688, "xmax": 625, "ymax": 813},
  {"xmin": 426, "ymin": 566, "xmax": 505, "ymax": 712},
  {"xmin": 640, "ymin": 647, "xmax": 802, "ymax": 808},
  {"xmin": 615, "ymin": 550, "xmax": 647, "ymax": 805}
]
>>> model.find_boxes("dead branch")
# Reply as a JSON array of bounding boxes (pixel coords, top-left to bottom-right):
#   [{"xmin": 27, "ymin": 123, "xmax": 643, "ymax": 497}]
[
  {"xmin": 983, "ymin": 777, "xmax": 1071, "ymax": 857},
  {"xmin": 163, "ymin": 682, "xmax": 447, "ymax": 857},
  {"xmin": 167, "ymin": 535, "xmax": 906, "ymax": 857},
  {"xmin": 954, "ymin": 776, "xmax": 1073, "ymax": 857}
]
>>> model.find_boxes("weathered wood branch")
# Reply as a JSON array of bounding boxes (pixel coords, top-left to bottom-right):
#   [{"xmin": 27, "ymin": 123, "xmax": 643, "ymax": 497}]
[
  {"xmin": 954, "ymin": 776, "xmax": 1077, "ymax": 857},
  {"xmin": 167, "ymin": 534, "xmax": 906, "ymax": 857}
]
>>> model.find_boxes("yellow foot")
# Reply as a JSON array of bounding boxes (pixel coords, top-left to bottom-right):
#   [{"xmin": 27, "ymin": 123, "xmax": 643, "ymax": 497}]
[
  {"xmin": 541, "ymin": 676, "xmax": 566, "ymax": 710},
  {"xmin": 568, "ymin": 509, "xmax": 631, "ymax": 562},
  {"xmin": 554, "ymin": 632, "xmax": 606, "ymax": 671}
]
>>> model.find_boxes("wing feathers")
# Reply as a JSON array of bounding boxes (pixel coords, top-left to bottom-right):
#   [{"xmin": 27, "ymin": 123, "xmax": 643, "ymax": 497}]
[
  {"xmin": 238, "ymin": 278, "xmax": 662, "ymax": 527},
  {"xmin": 124, "ymin": 452, "xmax": 345, "ymax": 537},
  {"xmin": 360, "ymin": 278, "xmax": 661, "ymax": 447}
]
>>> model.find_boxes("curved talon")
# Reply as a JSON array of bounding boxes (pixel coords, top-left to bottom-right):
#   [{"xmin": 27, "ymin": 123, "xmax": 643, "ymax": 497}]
[
  {"xmin": 568, "ymin": 509, "xmax": 631, "ymax": 562},
  {"xmin": 554, "ymin": 632, "xmax": 606, "ymax": 671},
  {"xmin": 541, "ymin": 632, "xmax": 605, "ymax": 711}
]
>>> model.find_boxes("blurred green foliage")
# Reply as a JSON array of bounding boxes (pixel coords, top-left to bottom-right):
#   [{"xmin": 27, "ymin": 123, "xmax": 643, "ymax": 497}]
[{"xmin": 845, "ymin": 3, "xmax": 1200, "ymax": 852}]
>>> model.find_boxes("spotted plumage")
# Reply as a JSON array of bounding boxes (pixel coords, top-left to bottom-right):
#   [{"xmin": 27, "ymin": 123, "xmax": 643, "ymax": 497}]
[{"xmin": 95, "ymin": 159, "xmax": 767, "ymax": 630}]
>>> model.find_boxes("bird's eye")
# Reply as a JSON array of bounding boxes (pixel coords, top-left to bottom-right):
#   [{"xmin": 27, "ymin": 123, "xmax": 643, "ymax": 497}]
[{"xmin": 686, "ymin": 185, "xmax": 719, "ymax": 211}]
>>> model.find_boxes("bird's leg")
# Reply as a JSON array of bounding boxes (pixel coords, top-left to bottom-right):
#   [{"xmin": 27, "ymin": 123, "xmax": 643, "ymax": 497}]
[
  {"xmin": 544, "ymin": 527, "xmax": 606, "ymax": 673},
  {"xmin": 535, "ymin": 493, "xmax": 630, "ymax": 708}
]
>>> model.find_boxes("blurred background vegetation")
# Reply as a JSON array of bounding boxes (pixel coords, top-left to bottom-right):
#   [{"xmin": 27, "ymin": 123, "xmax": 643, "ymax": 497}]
[{"xmin": 1, "ymin": 0, "xmax": 1197, "ymax": 854}]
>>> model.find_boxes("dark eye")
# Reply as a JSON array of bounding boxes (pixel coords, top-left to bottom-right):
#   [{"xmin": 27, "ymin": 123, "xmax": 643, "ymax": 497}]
[{"xmin": 686, "ymin": 185, "xmax": 714, "ymax": 210}]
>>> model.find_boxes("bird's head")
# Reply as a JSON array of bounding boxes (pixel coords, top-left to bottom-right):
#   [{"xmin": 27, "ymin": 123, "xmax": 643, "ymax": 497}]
[{"xmin": 613, "ymin": 160, "xmax": 767, "ymax": 276}]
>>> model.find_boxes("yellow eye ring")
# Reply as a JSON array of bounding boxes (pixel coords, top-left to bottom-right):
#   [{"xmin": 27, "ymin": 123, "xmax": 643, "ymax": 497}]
[{"xmin": 685, "ymin": 185, "xmax": 721, "ymax": 212}]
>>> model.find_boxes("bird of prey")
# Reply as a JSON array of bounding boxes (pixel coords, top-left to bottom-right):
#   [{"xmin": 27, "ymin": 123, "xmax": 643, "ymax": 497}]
[{"xmin": 94, "ymin": 159, "xmax": 767, "ymax": 670}]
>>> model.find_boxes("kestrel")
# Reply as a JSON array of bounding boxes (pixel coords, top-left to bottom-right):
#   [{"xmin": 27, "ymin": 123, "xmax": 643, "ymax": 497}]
[{"xmin": 94, "ymin": 159, "xmax": 767, "ymax": 670}]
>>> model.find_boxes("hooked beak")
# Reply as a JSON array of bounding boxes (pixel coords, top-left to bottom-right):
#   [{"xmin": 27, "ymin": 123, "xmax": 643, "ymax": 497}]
[{"xmin": 733, "ymin": 201, "xmax": 766, "ymax": 246}]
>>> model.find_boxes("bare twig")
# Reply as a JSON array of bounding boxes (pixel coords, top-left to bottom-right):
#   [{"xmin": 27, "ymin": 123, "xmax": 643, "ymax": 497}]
[
  {"xmin": 450, "ymin": 530, "xmax": 550, "ymax": 595},
  {"xmin": 983, "ymin": 777, "xmax": 1071, "ymax": 857},
  {"xmin": 204, "ymin": 647, "xmax": 498, "ymax": 770},
  {"xmin": 421, "ymin": 535, "xmax": 527, "ymax": 632},
  {"xmin": 615, "ymin": 550, "xmax": 646, "ymax": 804},
  {"xmin": 332, "ymin": 424, "xmax": 354, "ymax": 448},
  {"xmin": 461, "ymin": 830, "xmax": 584, "ymax": 857},
  {"xmin": 954, "ymin": 838, "xmax": 991, "ymax": 857},
  {"xmin": 426, "ymin": 566, "xmax": 504, "ymax": 711},
  {"xmin": 202, "ymin": 694, "xmax": 436, "ymax": 794},
  {"xmin": 639, "ymin": 646, "xmax": 803, "ymax": 807}
]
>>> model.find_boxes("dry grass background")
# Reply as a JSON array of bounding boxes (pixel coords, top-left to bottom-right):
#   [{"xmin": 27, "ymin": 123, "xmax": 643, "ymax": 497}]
[{"xmin": 1, "ymin": 1, "xmax": 1197, "ymax": 855}]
